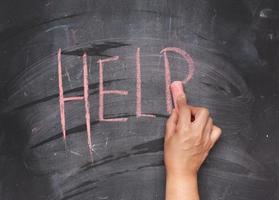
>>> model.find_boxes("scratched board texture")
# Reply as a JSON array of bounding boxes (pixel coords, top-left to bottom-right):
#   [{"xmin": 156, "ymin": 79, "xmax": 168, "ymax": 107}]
[{"xmin": 0, "ymin": 0, "xmax": 279, "ymax": 199}]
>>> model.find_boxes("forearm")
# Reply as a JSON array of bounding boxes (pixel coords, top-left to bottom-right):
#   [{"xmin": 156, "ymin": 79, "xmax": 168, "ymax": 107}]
[{"xmin": 165, "ymin": 173, "xmax": 199, "ymax": 200}]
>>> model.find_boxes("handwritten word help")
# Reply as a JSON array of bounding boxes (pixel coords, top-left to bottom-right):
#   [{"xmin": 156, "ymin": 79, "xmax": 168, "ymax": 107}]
[{"xmin": 57, "ymin": 47, "xmax": 195, "ymax": 159}]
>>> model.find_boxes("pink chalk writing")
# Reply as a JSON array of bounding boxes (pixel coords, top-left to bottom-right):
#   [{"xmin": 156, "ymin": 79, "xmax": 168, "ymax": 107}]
[
  {"xmin": 58, "ymin": 48, "xmax": 66, "ymax": 141},
  {"xmin": 82, "ymin": 53, "xmax": 93, "ymax": 159},
  {"xmin": 160, "ymin": 47, "xmax": 195, "ymax": 114},
  {"xmin": 64, "ymin": 97, "xmax": 84, "ymax": 101},
  {"xmin": 98, "ymin": 56, "xmax": 128, "ymax": 122},
  {"xmin": 57, "ymin": 49, "xmax": 93, "ymax": 158},
  {"xmin": 136, "ymin": 48, "xmax": 156, "ymax": 118},
  {"xmin": 57, "ymin": 46, "xmax": 195, "ymax": 160}
]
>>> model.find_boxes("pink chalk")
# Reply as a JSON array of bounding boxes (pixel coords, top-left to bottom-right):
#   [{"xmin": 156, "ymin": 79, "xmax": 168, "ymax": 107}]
[
  {"xmin": 83, "ymin": 53, "xmax": 93, "ymax": 160},
  {"xmin": 98, "ymin": 56, "xmax": 128, "ymax": 122},
  {"xmin": 170, "ymin": 81, "xmax": 185, "ymax": 110},
  {"xmin": 57, "ymin": 48, "xmax": 67, "ymax": 141},
  {"xmin": 136, "ymin": 48, "xmax": 156, "ymax": 118},
  {"xmin": 57, "ymin": 49, "xmax": 93, "ymax": 160},
  {"xmin": 64, "ymin": 97, "xmax": 84, "ymax": 101}
]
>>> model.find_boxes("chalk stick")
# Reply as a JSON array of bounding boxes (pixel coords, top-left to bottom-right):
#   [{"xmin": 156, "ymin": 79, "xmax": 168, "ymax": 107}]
[{"xmin": 170, "ymin": 81, "xmax": 186, "ymax": 110}]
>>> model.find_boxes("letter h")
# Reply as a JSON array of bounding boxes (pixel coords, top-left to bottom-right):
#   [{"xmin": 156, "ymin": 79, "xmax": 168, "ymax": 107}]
[{"xmin": 57, "ymin": 49, "xmax": 92, "ymax": 154}]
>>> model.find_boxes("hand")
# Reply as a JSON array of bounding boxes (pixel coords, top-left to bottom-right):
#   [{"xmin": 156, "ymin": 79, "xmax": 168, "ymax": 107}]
[{"xmin": 164, "ymin": 83, "xmax": 222, "ymax": 179}]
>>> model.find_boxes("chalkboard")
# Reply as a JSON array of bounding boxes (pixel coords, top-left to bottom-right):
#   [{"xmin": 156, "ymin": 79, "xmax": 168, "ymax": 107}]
[{"xmin": 0, "ymin": 0, "xmax": 278, "ymax": 199}]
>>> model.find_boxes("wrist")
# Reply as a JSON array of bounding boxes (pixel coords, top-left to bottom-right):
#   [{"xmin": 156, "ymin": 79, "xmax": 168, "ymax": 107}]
[
  {"xmin": 166, "ymin": 170, "xmax": 198, "ymax": 180},
  {"xmin": 165, "ymin": 171, "xmax": 199, "ymax": 200}
]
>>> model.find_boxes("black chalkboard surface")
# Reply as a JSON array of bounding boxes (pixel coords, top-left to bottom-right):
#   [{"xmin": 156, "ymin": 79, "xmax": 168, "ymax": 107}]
[{"xmin": 0, "ymin": 0, "xmax": 279, "ymax": 199}]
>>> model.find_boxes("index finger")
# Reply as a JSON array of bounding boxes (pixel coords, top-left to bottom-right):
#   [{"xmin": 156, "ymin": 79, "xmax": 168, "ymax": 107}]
[
  {"xmin": 170, "ymin": 81, "xmax": 188, "ymax": 110},
  {"xmin": 170, "ymin": 81, "xmax": 191, "ymax": 129}
]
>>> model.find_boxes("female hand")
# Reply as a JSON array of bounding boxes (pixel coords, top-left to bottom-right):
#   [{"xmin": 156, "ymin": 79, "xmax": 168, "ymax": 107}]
[{"xmin": 164, "ymin": 81, "xmax": 222, "ymax": 200}]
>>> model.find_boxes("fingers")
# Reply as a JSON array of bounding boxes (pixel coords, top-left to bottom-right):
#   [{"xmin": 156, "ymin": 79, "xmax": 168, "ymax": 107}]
[
  {"xmin": 202, "ymin": 117, "xmax": 213, "ymax": 149},
  {"xmin": 191, "ymin": 106, "xmax": 221, "ymax": 149},
  {"xmin": 191, "ymin": 107, "xmax": 210, "ymax": 123},
  {"xmin": 204, "ymin": 117, "xmax": 213, "ymax": 137},
  {"xmin": 210, "ymin": 126, "xmax": 222, "ymax": 148},
  {"xmin": 204, "ymin": 117, "xmax": 213, "ymax": 132},
  {"xmin": 165, "ymin": 109, "xmax": 178, "ymax": 140},
  {"xmin": 189, "ymin": 106, "xmax": 210, "ymax": 129}
]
